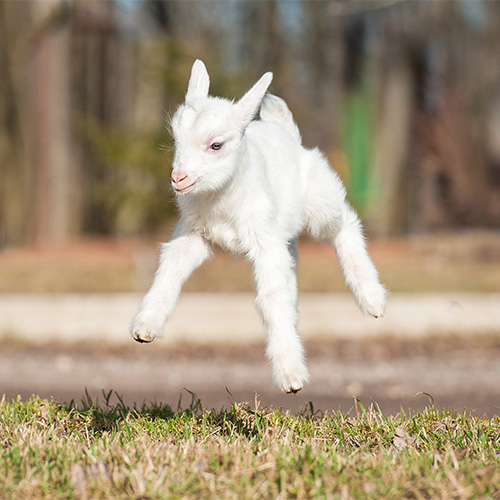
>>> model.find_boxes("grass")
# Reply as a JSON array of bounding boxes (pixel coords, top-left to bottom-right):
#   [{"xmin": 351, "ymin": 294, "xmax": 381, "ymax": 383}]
[{"xmin": 1, "ymin": 392, "xmax": 499, "ymax": 499}]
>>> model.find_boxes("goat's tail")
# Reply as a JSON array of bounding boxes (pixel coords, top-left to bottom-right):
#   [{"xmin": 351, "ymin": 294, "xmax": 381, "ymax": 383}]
[{"xmin": 259, "ymin": 94, "xmax": 302, "ymax": 144}]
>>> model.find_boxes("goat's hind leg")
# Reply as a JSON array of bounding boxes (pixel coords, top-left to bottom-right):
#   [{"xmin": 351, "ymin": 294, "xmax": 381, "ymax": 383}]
[
  {"xmin": 332, "ymin": 203, "xmax": 386, "ymax": 317},
  {"xmin": 304, "ymin": 150, "xmax": 386, "ymax": 318},
  {"xmin": 252, "ymin": 240, "xmax": 309, "ymax": 393}
]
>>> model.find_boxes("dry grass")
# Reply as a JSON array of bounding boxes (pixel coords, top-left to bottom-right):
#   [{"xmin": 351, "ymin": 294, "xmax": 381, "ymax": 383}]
[
  {"xmin": 1, "ymin": 392, "xmax": 500, "ymax": 499},
  {"xmin": 1, "ymin": 232, "xmax": 500, "ymax": 293}
]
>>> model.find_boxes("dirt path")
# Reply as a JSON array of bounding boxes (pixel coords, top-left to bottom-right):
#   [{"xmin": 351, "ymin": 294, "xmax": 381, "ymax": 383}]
[{"xmin": 2, "ymin": 336, "xmax": 500, "ymax": 417}]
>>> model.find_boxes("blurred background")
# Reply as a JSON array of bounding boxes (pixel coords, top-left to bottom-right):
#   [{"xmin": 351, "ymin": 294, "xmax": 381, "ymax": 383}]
[
  {"xmin": 2, "ymin": 0, "xmax": 500, "ymax": 245},
  {"xmin": 1, "ymin": 0, "xmax": 500, "ymax": 415}
]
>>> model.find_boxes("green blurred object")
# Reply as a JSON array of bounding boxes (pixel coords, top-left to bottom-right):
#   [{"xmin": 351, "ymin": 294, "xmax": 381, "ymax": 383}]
[{"xmin": 340, "ymin": 83, "xmax": 379, "ymax": 215}]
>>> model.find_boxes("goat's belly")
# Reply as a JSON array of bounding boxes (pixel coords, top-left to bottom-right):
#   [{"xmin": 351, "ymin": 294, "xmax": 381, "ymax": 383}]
[{"xmin": 205, "ymin": 224, "xmax": 245, "ymax": 255}]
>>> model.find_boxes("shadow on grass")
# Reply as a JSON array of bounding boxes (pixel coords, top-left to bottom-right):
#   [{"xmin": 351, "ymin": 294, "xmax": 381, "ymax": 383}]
[{"xmin": 64, "ymin": 388, "xmax": 306, "ymax": 440}]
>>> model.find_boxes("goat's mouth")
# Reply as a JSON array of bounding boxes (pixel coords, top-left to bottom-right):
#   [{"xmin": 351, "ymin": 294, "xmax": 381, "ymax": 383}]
[{"xmin": 172, "ymin": 180, "xmax": 197, "ymax": 194}]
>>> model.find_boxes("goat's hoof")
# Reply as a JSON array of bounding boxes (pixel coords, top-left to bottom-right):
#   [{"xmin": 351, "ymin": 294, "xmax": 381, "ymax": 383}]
[
  {"xmin": 285, "ymin": 386, "xmax": 302, "ymax": 395},
  {"xmin": 276, "ymin": 365, "xmax": 309, "ymax": 394},
  {"xmin": 282, "ymin": 377, "xmax": 305, "ymax": 394},
  {"xmin": 360, "ymin": 283, "xmax": 387, "ymax": 319},
  {"xmin": 133, "ymin": 331, "xmax": 154, "ymax": 343}
]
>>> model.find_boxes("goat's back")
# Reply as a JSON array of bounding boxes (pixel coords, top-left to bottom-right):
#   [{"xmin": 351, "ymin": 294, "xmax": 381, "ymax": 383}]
[{"xmin": 259, "ymin": 94, "xmax": 302, "ymax": 144}]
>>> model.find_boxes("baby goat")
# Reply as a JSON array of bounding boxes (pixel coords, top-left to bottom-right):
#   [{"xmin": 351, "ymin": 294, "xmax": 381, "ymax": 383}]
[{"xmin": 131, "ymin": 59, "xmax": 386, "ymax": 393}]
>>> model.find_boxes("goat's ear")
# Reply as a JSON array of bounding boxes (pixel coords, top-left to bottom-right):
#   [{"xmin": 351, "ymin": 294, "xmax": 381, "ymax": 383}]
[
  {"xmin": 235, "ymin": 72, "xmax": 273, "ymax": 130},
  {"xmin": 185, "ymin": 59, "xmax": 210, "ymax": 106}
]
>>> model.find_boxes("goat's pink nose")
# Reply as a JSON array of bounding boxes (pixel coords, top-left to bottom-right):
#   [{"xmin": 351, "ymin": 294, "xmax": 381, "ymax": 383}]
[{"xmin": 171, "ymin": 170, "xmax": 188, "ymax": 185}]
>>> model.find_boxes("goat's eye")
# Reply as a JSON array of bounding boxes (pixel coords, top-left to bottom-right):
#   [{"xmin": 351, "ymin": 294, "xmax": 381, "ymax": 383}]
[{"xmin": 210, "ymin": 142, "xmax": 223, "ymax": 151}]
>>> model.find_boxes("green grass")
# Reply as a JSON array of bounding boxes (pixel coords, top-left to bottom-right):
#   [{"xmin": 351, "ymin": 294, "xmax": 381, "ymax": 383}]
[{"xmin": 1, "ymin": 392, "xmax": 499, "ymax": 499}]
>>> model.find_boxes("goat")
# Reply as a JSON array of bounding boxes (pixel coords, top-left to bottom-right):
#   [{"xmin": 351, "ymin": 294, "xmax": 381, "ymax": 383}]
[{"xmin": 131, "ymin": 59, "xmax": 386, "ymax": 393}]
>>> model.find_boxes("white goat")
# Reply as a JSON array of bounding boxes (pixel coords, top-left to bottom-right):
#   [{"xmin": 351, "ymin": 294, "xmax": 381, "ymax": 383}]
[{"xmin": 131, "ymin": 59, "xmax": 386, "ymax": 393}]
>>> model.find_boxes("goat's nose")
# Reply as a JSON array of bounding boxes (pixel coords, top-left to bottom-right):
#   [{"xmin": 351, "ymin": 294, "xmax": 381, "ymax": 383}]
[{"xmin": 171, "ymin": 170, "xmax": 188, "ymax": 185}]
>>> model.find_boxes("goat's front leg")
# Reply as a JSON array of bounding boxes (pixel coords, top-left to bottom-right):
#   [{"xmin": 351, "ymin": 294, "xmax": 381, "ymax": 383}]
[
  {"xmin": 252, "ymin": 241, "xmax": 309, "ymax": 393},
  {"xmin": 131, "ymin": 231, "xmax": 212, "ymax": 343}
]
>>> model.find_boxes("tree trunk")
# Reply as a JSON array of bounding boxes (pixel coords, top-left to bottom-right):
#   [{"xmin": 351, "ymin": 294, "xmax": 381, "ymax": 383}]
[{"xmin": 30, "ymin": 20, "xmax": 78, "ymax": 244}]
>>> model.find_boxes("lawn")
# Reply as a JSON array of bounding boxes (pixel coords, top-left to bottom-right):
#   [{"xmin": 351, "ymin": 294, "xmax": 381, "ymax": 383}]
[{"xmin": 1, "ymin": 392, "xmax": 499, "ymax": 499}]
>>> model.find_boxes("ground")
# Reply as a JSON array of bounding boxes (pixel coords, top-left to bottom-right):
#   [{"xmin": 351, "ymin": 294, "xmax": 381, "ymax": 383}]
[{"xmin": 1, "ymin": 232, "xmax": 500, "ymax": 417}]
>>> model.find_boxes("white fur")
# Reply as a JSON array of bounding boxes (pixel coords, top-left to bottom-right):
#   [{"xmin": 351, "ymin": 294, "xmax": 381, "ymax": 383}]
[{"xmin": 131, "ymin": 60, "xmax": 387, "ymax": 393}]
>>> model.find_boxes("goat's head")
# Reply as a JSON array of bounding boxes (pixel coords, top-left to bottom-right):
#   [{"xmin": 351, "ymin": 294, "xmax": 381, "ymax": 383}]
[{"xmin": 170, "ymin": 59, "xmax": 273, "ymax": 195}]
